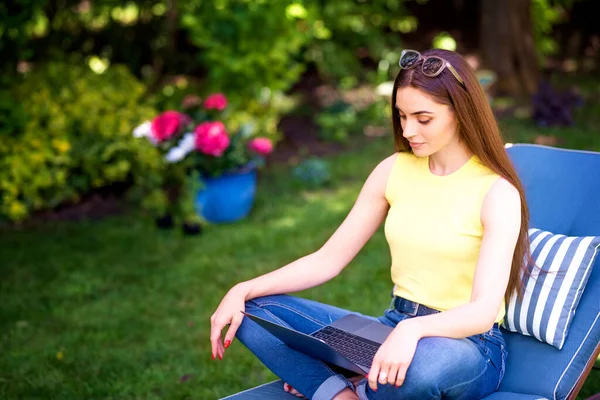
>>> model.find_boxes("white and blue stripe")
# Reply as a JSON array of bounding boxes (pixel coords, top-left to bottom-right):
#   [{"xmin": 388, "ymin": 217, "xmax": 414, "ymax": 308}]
[{"xmin": 504, "ymin": 228, "xmax": 600, "ymax": 349}]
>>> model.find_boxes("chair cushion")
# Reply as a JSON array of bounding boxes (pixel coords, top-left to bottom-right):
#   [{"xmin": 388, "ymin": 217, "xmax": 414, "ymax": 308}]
[
  {"xmin": 222, "ymin": 381, "xmax": 553, "ymax": 399},
  {"xmin": 481, "ymin": 392, "xmax": 548, "ymax": 400},
  {"xmin": 503, "ymin": 228, "xmax": 600, "ymax": 349},
  {"xmin": 499, "ymin": 145, "xmax": 600, "ymax": 399},
  {"xmin": 220, "ymin": 380, "xmax": 296, "ymax": 399}
]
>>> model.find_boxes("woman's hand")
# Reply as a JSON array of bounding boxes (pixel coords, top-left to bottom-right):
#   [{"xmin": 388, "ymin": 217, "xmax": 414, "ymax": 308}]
[
  {"xmin": 367, "ymin": 319, "xmax": 422, "ymax": 391},
  {"xmin": 210, "ymin": 284, "xmax": 249, "ymax": 360}
]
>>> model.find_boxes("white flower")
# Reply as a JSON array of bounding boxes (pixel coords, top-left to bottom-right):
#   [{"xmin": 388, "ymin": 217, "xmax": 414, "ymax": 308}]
[
  {"xmin": 133, "ymin": 121, "xmax": 152, "ymax": 138},
  {"xmin": 133, "ymin": 121, "xmax": 160, "ymax": 145},
  {"xmin": 179, "ymin": 132, "xmax": 196, "ymax": 153},
  {"xmin": 165, "ymin": 147, "xmax": 186, "ymax": 163},
  {"xmin": 164, "ymin": 132, "xmax": 196, "ymax": 163}
]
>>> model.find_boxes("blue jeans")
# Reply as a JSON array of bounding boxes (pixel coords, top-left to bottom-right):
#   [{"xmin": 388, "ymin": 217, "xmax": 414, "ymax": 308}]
[{"xmin": 235, "ymin": 294, "xmax": 507, "ymax": 400}]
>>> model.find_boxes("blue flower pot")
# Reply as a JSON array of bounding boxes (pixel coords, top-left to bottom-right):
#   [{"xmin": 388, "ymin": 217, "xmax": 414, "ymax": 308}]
[{"xmin": 194, "ymin": 167, "xmax": 257, "ymax": 223}]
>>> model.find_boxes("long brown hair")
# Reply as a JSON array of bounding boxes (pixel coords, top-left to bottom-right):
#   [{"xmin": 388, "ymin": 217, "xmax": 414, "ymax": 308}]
[{"xmin": 391, "ymin": 49, "xmax": 531, "ymax": 301}]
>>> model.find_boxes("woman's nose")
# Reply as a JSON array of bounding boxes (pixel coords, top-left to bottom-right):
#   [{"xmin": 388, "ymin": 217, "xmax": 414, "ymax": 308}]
[{"xmin": 402, "ymin": 121, "xmax": 417, "ymax": 139}]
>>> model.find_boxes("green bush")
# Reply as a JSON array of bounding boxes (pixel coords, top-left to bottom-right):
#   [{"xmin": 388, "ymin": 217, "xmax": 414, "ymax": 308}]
[
  {"xmin": 316, "ymin": 97, "xmax": 390, "ymax": 143},
  {"xmin": 356, "ymin": 98, "xmax": 390, "ymax": 128},
  {"xmin": 531, "ymin": 0, "xmax": 574, "ymax": 59},
  {"xmin": 305, "ymin": 1, "xmax": 411, "ymax": 86},
  {"xmin": 180, "ymin": 1, "xmax": 313, "ymax": 99},
  {"xmin": 0, "ymin": 62, "xmax": 165, "ymax": 221},
  {"xmin": 316, "ymin": 101, "xmax": 358, "ymax": 143},
  {"xmin": 179, "ymin": 1, "xmax": 410, "ymax": 97},
  {"xmin": 292, "ymin": 158, "xmax": 331, "ymax": 189}
]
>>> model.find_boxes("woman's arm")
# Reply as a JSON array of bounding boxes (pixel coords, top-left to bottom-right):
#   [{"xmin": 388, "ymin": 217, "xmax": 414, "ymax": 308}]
[
  {"xmin": 404, "ymin": 177, "xmax": 522, "ymax": 338},
  {"xmin": 238, "ymin": 154, "xmax": 396, "ymax": 300},
  {"xmin": 210, "ymin": 154, "xmax": 397, "ymax": 359}
]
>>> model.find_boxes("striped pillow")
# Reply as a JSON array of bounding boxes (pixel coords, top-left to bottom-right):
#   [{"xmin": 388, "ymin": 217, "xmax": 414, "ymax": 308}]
[{"xmin": 503, "ymin": 228, "xmax": 600, "ymax": 349}]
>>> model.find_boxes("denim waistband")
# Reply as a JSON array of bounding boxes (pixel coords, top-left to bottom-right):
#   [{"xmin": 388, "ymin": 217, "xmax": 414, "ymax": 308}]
[
  {"xmin": 391, "ymin": 297, "xmax": 503, "ymax": 330},
  {"xmin": 392, "ymin": 296, "xmax": 441, "ymax": 317}
]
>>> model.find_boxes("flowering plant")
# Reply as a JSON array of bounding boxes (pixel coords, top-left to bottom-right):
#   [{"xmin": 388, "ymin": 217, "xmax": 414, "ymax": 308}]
[{"xmin": 133, "ymin": 93, "xmax": 274, "ymax": 177}]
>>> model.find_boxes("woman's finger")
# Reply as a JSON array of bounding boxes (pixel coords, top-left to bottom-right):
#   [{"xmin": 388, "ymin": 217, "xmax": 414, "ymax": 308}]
[
  {"xmin": 209, "ymin": 315, "xmax": 220, "ymax": 359},
  {"xmin": 377, "ymin": 363, "xmax": 390, "ymax": 385},
  {"xmin": 210, "ymin": 315, "xmax": 228, "ymax": 360},
  {"xmin": 223, "ymin": 311, "xmax": 244, "ymax": 349},
  {"xmin": 368, "ymin": 360, "xmax": 380, "ymax": 391},
  {"xmin": 386, "ymin": 363, "xmax": 400, "ymax": 387},
  {"xmin": 395, "ymin": 363, "xmax": 408, "ymax": 387}
]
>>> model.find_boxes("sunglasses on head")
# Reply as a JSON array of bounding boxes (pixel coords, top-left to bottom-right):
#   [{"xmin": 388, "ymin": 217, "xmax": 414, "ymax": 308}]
[{"xmin": 399, "ymin": 49, "xmax": 465, "ymax": 87}]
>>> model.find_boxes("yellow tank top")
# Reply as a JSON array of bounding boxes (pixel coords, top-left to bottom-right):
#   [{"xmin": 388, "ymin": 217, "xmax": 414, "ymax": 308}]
[{"xmin": 384, "ymin": 152, "xmax": 505, "ymax": 323}]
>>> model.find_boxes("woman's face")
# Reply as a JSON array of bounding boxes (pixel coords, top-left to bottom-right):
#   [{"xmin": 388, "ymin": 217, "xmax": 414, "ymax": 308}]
[{"xmin": 395, "ymin": 86, "xmax": 460, "ymax": 157}]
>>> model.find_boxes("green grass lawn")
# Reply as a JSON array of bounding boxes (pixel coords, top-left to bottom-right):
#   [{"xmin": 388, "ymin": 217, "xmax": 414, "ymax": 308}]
[{"xmin": 1, "ymin": 113, "xmax": 599, "ymax": 399}]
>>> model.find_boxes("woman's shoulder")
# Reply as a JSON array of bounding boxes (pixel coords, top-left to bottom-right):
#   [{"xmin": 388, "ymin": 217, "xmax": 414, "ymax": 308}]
[
  {"xmin": 373, "ymin": 152, "xmax": 414, "ymax": 177},
  {"xmin": 371, "ymin": 153, "xmax": 398, "ymax": 181},
  {"xmin": 374, "ymin": 152, "xmax": 414, "ymax": 204},
  {"xmin": 481, "ymin": 177, "xmax": 521, "ymax": 223},
  {"xmin": 485, "ymin": 177, "xmax": 520, "ymax": 203}
]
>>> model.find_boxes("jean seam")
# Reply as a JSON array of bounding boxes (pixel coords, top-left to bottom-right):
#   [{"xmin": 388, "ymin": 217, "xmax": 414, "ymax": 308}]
[
  {"xmin": 387, "ymin": 297, "xmax": 395, "ymax": 311},
  {"xmin": 444, "ymin": 357, "xmax": 490, "ymax": 393},
  {"xmin": 248, "ymin": 299, "xmax": 291, "ymax": 327},
  {"xmin": 258, "ymin": 301, "xmax": 330, "ymax": 329},
  {"xmin": 497, "ymin": 344, "xmax": 507, "ymax": 390}
]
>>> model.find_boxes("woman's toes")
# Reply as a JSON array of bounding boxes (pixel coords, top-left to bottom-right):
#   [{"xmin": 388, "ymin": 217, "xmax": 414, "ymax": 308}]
[{"xmin": 282, "ymin": 382, "xmax": 306, "ymax": 398}]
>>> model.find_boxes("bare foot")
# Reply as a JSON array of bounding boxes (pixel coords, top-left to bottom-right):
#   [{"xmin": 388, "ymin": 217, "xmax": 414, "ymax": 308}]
[
  {"xmin": 333, "ymin": 388, "xmax": 359, "ymax": 400},
  {"xmin": 283, "ymin": 382, "xmax": 306, "ymax": 398},
  {"xmin": 283, "ymin": 376, "xmax": 364, "ymax": 399},
  {"xmin": 348, "ymin": 374, "xmax": 366, "ymax": 389}
]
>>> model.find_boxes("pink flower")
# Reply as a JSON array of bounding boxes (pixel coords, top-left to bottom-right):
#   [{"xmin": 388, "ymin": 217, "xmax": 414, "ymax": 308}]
[
  {"xmin": 204, "ymin": 93, "xmax": 228, "ymax": 111},
  {"xmin": 194, "ymin": 121, "xmax": 230, "ymax": 157},
  {"xmin": 248, "ymin": 137, "xmax": 273, "ymax": 156},
  {"xmin": 151, "ymin": 111, "xmax": 187, "ymax": 142}
]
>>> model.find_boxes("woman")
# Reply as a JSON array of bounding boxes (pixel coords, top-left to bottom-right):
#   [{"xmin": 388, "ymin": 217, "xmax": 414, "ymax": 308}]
[{"xmin": 210, "ymin": 49, "xmax": 531, "ymax": 400}]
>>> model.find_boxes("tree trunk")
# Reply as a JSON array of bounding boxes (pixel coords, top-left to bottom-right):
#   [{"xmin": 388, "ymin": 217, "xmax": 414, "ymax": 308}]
[{"xmin": 479, "ymin": 0, "xmax": 539, "ymax": 97}]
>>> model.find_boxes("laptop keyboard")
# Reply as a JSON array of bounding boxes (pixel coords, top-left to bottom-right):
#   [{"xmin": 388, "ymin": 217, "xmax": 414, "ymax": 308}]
[{"xmin": 312, "ymin": 326, "xmax": 380, "ymax": 368}]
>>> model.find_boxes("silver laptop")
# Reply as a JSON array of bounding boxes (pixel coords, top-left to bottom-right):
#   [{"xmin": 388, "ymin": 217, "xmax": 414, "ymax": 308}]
[{"xmin": 242, "ymin": 312, "xmax": 393, "ymax": 374}]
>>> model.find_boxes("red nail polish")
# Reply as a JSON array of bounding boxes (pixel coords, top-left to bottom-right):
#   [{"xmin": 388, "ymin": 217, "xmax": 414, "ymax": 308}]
[
  {"xmin": 218, "ymin": 354, "xmax": 223, "ymax": 360},
  {"xmin": 224, "ymin": 339, "xmax": 231, "ymax": 348},
  {"xmin": 212, "ymin": 354, "xmax": 215, "ymax": 360},
  {"xmin": 365, "ymin": 374, "xmax": 369, "ymax": 379}
]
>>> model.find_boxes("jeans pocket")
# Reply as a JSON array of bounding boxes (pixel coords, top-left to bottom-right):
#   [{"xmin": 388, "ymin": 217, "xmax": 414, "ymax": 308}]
[{"xmin": 378, "ymin": 308, "xmax": 410, "ymax": 328}]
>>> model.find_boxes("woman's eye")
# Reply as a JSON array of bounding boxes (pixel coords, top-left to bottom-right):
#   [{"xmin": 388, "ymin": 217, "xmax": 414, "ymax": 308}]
[
  {"xmin": 400, "ymin": 115, "xmax": 407, "ymax": 120},
  {"xmin": 418, "ymin": 120, "xmax": 431, "ymax": 125}
]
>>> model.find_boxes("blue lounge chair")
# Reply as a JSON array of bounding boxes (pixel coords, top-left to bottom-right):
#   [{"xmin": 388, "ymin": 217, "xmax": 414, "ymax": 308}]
[{"xmin": 222, "ymin": 144, "xmax": 600, "ymax": 400}]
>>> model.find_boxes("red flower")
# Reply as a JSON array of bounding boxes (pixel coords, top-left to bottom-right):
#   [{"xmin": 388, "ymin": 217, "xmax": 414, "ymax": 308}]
[
  {"xmin": 248, "ymin": 137, "xmax": 273, "ymax": 156},
  {"xmin": 151, "ymin": 111, "xmax": 187, "ymax": 142},
  {"xmin": 203, "ymin": 93, "xmax": 228, "ymax": 111},
  {"xmin": 194, "ymin": 121, "xmax": 230, "ymax": 157}
]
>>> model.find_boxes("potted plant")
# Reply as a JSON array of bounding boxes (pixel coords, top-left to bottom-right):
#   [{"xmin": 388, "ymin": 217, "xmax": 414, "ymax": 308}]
[{"xmin": 133, "ymin": 93, "xmax": 274, "ymax": 225}]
